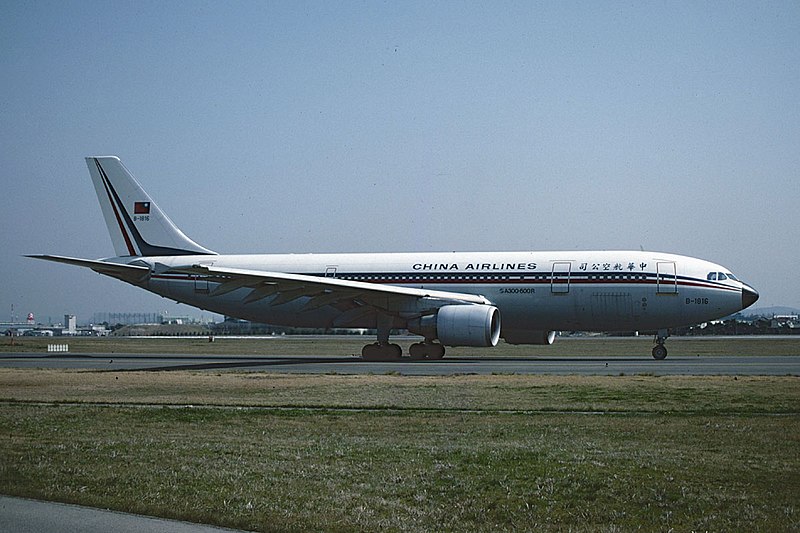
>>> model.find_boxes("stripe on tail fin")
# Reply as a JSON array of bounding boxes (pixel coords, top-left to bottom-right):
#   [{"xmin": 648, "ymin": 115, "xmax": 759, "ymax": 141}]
[{"xmin": 86, "ymin": 156, "xmax": 216, "ymax": 257}]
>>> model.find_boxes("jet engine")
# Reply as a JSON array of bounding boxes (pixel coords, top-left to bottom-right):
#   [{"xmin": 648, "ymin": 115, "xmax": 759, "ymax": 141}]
[
  {"xmin": 502, "ymin": 329, "xmax": 557, "ymax": 345},
  {"xmin": 408, "ymin": 305, "xmax": 501, "ymax": 347}
]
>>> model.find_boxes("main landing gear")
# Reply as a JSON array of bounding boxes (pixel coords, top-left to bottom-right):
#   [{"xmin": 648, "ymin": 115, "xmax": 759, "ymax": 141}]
[
  {"xmin": 409, "ymin": 342, "xmax": 445, "ymax": 360},
  {"xmin": 652, "ymin": 329, "xmax": 669, "ymax": 360},
  {"xmin": 361, "ymin": 342, "xmax": 402, "ymax": 360},
  {"xmin": 361, "ymin": 315, "xmax": 446, "ymax": 361},
  {"xmin": 361, "ymin": 341, "xmax": 446, "ymax": 360}
]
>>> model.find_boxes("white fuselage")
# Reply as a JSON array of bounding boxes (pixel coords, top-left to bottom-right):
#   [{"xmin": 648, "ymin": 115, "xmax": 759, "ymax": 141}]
[
  {"xmin": 32, "ymin": 156, "xmax": 760, "ymax": 359},
  {"xmin": 135, "ymin": 250, "xmax": 749, "ymax": 333}
]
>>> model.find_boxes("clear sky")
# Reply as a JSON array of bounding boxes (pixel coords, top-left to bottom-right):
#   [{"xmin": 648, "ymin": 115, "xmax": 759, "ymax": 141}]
[{"xmin": 2, "ymin": 1, "xmax": 798, "ymax": 324}]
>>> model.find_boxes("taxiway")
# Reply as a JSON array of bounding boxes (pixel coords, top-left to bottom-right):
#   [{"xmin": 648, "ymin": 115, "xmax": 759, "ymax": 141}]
[{"xmin": 1, "ymin": 352, "xmax": 798, "ymax": 375}]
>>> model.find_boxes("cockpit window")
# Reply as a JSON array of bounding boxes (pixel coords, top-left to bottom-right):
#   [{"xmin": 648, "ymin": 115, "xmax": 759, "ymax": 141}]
[{"xmin": 708, "ymin": 271, "xmax": 739, "ymax": 282}]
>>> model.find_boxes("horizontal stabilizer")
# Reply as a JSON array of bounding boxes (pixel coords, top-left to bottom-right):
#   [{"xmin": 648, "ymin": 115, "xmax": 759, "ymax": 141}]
[{"xmin": 27, "ymin": 254, "xmax": 150, "ymax": 283}]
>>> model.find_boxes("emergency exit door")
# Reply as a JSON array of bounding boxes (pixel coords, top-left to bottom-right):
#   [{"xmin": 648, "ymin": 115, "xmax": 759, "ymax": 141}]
[{"xmin": 656, "ymin": 261, "xmax": 678, "ymax": 294}]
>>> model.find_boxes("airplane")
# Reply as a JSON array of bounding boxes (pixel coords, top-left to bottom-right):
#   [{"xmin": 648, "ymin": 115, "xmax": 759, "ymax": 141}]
[{"xmin": 29, "ymin": 156, "xmax": 759, "ymax": 360}]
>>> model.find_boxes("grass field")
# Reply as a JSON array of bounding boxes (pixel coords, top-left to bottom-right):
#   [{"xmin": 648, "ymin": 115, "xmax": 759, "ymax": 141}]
[{"xmin": 1, "ymin": 337, "xmax": 799, "ymax": 531}]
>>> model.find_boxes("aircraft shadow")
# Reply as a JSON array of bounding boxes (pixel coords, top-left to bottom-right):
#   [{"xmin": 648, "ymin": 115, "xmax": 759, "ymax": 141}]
[
  {"xmin": 134, "ymin": 355, "xmax": 659, "ymax": 371},
  {"xmin": 125, "ymin": 357, "xmax": 359, "ymax": 372},
  {"xmin": 425, "ymin": 356, "xmax": 658, "ymax": 363},
  {"xmin": 5, "ymin": 353, "xmax": 660, "ymax": 371}
]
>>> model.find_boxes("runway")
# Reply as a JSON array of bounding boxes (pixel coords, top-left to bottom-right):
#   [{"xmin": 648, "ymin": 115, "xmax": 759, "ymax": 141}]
[{"xmin": 1, "ymin": 352, "xmax": 798, "ymax": 375}]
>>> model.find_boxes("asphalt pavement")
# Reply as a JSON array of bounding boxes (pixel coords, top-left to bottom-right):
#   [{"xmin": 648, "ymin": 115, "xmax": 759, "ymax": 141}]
[
  {"xmin": 1, "ymin": 352, "xmax": 798, "ymax": 375},
  {"xmin": 0, "ymin": 496, "xmax": 248, "ymax": 533}
]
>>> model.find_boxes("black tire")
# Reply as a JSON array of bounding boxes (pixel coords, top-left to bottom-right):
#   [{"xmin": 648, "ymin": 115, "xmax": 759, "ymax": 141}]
[
  {"xmin": 409, "ymin": 342, "xmax": 426, "ymax": 359},
  {"xmin": 427, "ymin": 343, "xmax": 445, "ymax": 360},
  {"xmin": 362, "ymin": 343, "xmax": 380, "ymax": 360},
  {"xmin": 652, "ymin": 344, "xmax": 668, "ymax": 360},
  {"xmin": 363, "ymin": 343, "xmax": 403, "ymax": 361},
  {"xmin": 388, "ymin": 343, "xmax": 403, "ymax": 359}
]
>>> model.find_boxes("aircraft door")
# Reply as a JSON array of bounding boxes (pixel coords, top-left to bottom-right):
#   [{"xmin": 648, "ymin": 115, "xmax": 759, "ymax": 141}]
[
  {"xmin": 656, "ymin": 261, "xmax": 678, "ymax": 294},
  {"xmin": 325, "ymin": 266, "xmax": 338, "ymax": 278},
  {"xmin": 551, "ymin": 261, "xmax": 571, "ymax": 294},
  {"xmin": 193, "ymin": 276, "xmax": 209, "ymax": 294}
]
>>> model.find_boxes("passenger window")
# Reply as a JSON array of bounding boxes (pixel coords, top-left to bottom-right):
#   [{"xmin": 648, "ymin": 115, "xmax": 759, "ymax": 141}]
[{"xmin": 707, "ymin": 272, "xmax": 717, "ymax": 280}]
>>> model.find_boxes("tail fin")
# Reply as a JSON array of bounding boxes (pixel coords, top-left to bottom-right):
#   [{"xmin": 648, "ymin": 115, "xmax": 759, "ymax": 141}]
[{"xmin": 86, "ymin": 156, "xmax": 216, "ymax": 257}]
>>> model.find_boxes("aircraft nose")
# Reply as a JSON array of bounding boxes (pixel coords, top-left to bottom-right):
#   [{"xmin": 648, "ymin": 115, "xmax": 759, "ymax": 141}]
[{"xmin": 741, "ymin": 284, "xmax": 759, "ymax": 310}]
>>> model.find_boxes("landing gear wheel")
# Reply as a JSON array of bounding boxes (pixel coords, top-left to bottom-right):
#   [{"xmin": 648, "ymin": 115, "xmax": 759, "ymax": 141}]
[
  {"xmin": 361, "ymin": 343, "xmax": 378, "ymax": 359},
  {"xmin": 362, "ymin": 343, "xmax": 402, "ymax": 361},
  {"xmin": 409, "ymin": 342, "xmax": 427, "ymax": 360},
  {"xmin": 427, "ymin": 343, "xmax": 445, "ymax": 360},
  {"xmin": 652, "ymin": 344, "xmax": 668, "ymax": 360},
  {"xmin": 408, "ymin": 342, "xmax": 445, "ymax": 360}
]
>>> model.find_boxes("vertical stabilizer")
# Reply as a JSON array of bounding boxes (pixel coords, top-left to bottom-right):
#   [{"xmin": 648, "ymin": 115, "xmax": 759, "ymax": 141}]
[{"xmin": 86, "ymin": 156, "xmax": 216, "ymax": 257}]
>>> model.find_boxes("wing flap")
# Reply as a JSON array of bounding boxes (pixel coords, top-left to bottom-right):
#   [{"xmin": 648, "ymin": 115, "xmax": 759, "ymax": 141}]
[{"xmin": 302, "ymin": 289, "xmax": 361, "ymax": 311}]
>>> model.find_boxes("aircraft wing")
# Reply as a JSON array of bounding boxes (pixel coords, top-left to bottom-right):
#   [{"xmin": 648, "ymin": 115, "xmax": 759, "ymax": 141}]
[
  {"xmin": 26, "ymin": 254, "xmax": 150, "ymax": 284},
  {"xmin": 174, "ymin": 264, "xmax": 493, "ymax": 322}
]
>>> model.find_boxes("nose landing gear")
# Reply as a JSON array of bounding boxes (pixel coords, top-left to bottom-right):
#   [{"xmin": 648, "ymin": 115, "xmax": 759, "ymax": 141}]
[{"xmin": 652, "ymin": 329, "xmax": 669, "ymax": 360}]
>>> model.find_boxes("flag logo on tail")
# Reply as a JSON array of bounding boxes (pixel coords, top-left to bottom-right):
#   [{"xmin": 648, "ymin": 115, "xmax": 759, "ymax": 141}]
[{"xmin": 134, "ymin": 202, "xmax": 150, "ymax": 214}]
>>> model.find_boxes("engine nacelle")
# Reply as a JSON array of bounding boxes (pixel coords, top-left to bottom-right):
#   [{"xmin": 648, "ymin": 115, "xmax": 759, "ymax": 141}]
[
  {"xmin": 502, "ymin": 329, "xmax": 557, "ymax": 345},
  {"xmin": 408, "ymin": 305, "xmax": 501, "ymax": 347}
]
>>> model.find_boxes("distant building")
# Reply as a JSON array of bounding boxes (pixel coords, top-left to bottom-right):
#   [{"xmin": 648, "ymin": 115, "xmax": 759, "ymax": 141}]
[
  {"xmin": 163, "ymin": 316, "xmax": 193, "ymax": 325},
  {"xmin": 92, "ymin": 312, "xmax": 165, "ymax": 325},
  {"xmin": 771, "ymin": 315, "xmax": 800, "ymax": 329},
  {"xmin": 91, "ymin": 312, "xmax": 215, "ymax": 326}
]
